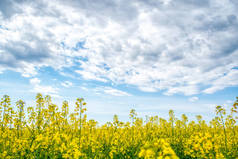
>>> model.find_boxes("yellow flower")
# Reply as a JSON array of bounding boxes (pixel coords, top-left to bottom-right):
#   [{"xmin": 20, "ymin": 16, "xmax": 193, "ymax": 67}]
[{"xmin": 146, "ymin": 149, "xmax": 155, "ymax": 157}]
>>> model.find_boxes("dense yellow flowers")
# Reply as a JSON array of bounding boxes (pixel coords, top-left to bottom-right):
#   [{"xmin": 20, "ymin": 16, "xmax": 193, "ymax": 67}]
[
  {"xmin": 139, "ymin": 139, "xmax": 179, "ymax": 159},
  {"xmin": 184, "ymin": 132, "xmax": 224, "ymax": 158},
  {"xmin": 0, "ymin": 94, "xmax": 238, "ymax": 158}
]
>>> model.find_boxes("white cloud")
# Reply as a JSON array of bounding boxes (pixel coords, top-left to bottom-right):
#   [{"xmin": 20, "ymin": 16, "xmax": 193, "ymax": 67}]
[
  {"xmin": 20, "ymin": 63, "xmax": 38, "ymax": 77},
  {"xmin": 104, "ymin": 87, "xmax": 131, "ymax": 97},
  {"xmin": 32, "ymin": 85, "xmax": 59, "ymax": 95},
  {"xmin": 165, "ymin": 85, "xmax": 200, "ymax": 96},
  {"xmin": 80, "ymin": 86, "xmax": 89, "ymax": 91},
  {"xmin": 0, "ymin": 0, "xmax": 238, "ymax": 95},
  {"xmin": 61, "ymin": 81, "xmax": 73, "ymax": 88},
  {"xmin": 138, "ymin": 86, "xmax": 157, "ymax": 92},
  {"xmin": 226, "ymin": 100, "xmax": 233, "ymax": 104},
  {"xmin": 203, "ymin": 69, "xmax": 238, "ymax": 94},
  {"xmin": 0, "ymin": 68, "xmax": 4, "ymax": 74},
  {"xmin": 75, "ymin": 70, "xmax": 107, "ymax": 82},
  {"xmin": 30, "ymin": 78, "xmax": 41, "ymax": 85},
  {"xmin": 95, "ymin": 86, "xmax": 131, "ymax": 96},
  {"xmin": 29, "ymin": 77, "xmax": 59, "ymax": 97},
  {"xmin": 189, "ymin": 96, "xmax": 199, "ymax": 102}
]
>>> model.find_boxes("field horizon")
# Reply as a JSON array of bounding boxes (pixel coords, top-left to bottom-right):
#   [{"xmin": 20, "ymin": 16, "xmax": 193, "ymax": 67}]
[{"xmin": 0, "ymin": 94, "xmax": 237, "ymax": 158}]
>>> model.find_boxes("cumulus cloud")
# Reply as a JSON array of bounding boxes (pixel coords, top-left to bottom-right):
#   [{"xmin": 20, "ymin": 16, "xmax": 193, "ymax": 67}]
[
  {"xmin": 61, "ymin": 81, "xmax": 73, "ymax": 88},
  {"xmin": 29, "ymin": 77, "xmax": 59, "ymax": 97},
  {"xmin": 203, "ymin": 69, "xmax": 238, "ymax": 94},
  {"xmin": 0, "ymin": 0, "xmax": 238, "ymax": 95},
  {"xmin": 95, "ymin": 87, "xmax": 131, "ymax": 96},
  {"xmin": 189, "ymin": 96, "xmax": 199, "ymax": 102},
  {"xmin": 103, "ymin": 87, "xmax": 131, "ymax": 97},
  {"xmin": 30, "ymin": 77, "xmax": 40, "ymax": 85}
]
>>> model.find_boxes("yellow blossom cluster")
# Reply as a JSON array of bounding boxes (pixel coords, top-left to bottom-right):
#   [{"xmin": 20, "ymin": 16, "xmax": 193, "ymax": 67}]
[
  {"xmin": 0, "ymin": 94, "xmax": 237, "ymax": 158},
  {"xmin": 139, "ymin": 139, "xmax": 179, "ymax": 159},
  {"xmin": 184, "ymin": 132, "xmax": 224, "ymax": 158}
]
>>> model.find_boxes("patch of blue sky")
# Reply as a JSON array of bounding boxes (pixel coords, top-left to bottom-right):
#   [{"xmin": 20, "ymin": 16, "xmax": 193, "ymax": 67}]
[
  {"xmin": 102, "ymin": 63, "xmax": 110, "ymax": 71},
  {"xmin": 0, "ymin": 70, "xmax": 29, "ymax": 84},
  {"xmin": 73, "ymin": 41, "xmax": 87, "ymax": 51},
  {"xmin": 0, "ymin": 25, "xmax": 8, "ymax": 30},
  {"xmin": 81, "ymin": 79, "xmax": 110, "ymax": 88},
  {"xmin": 0, "ymin": 71, "xmax": 36, "ymax": 102},
  {"xmin": 52, "ymin": 66, "xmax": 109, "ymax": 88},
  {"xmin": 199, "ymin": 87, "xmax": 238, "ymax": 102},
  {"xmin": 60, "ymin": 41, "xmax": 66, "ymax": 48},
  {"xmin": 37, "ymin": 66, "xmax": 63, "ymax": 80},
  {"xmin": 60, "ymin": 40, "xmax": 87, "ymax": 51},
  {"xmin": 232, "ymin": 66, "xmax": 238, "ymax": 70},
  {"xmin": 0, "ymin": 69, "xmax": 236, "ymax": 124},
  {"xmin": 74, "ymin": 56, "xmax": 88, "ymax": 64}
]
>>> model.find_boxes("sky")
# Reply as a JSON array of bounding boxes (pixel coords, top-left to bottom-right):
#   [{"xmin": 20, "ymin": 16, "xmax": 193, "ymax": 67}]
[{"xmin": 0, "ymin": 0, "xmax": 238, "ymax": 123}]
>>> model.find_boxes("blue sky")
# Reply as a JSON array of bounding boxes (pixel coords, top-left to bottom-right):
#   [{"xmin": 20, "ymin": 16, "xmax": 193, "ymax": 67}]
[{"xmin": 0, "ymin": 0, "xmax": 238, "ymax": 123}]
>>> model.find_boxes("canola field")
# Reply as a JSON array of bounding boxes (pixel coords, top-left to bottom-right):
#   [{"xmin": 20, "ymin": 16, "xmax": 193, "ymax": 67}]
[{"xmin": 0, "ymin": 94, "xmax": 238, "ymax": 159}]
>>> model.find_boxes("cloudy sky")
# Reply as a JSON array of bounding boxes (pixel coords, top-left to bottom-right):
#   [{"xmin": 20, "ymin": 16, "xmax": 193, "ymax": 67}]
[{"xmin": 0, "ymin": 0, "xmax": 237, "ymax": 122}]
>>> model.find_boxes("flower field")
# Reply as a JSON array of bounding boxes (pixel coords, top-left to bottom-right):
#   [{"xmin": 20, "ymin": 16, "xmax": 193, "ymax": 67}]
[{"xmin": 0, "ymin": 94, "xmax": 237, "ymax": 159}]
